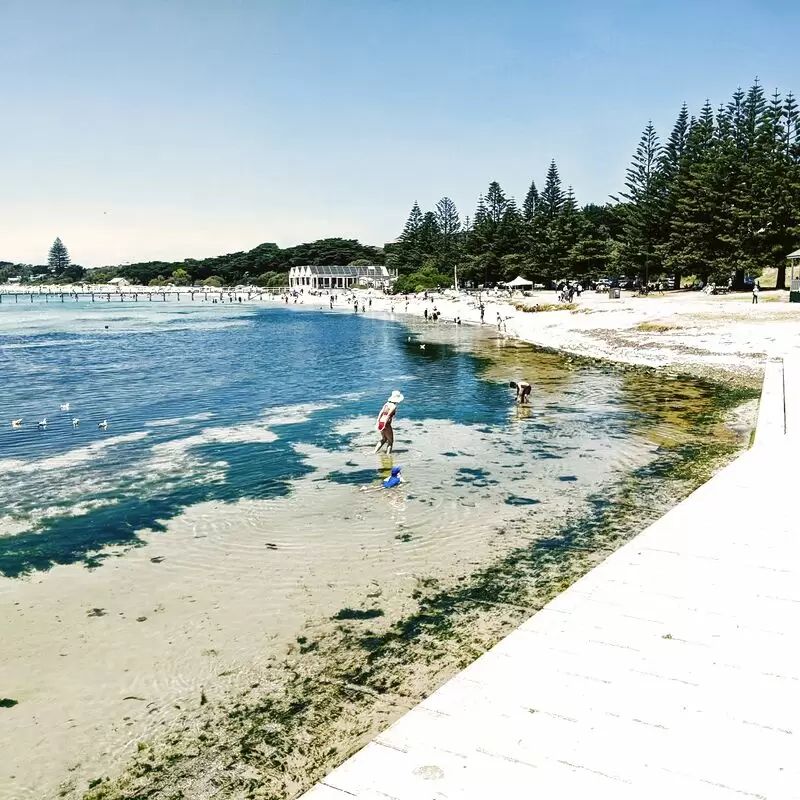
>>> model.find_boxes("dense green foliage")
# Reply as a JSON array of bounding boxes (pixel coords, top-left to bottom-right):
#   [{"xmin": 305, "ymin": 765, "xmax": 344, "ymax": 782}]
[
  {"xmin": 390, "ymin": 80, "xmax": 800, "ymax": 289},
  {"xmin": 0, "ymin": 238, "xmax": 384, "ymax": 287},
  {"xmin": 105, "ymin": 238, "xmax": 383, "ymax": 287}
]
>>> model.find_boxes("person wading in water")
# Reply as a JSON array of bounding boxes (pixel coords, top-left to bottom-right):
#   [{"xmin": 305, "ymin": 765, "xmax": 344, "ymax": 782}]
[
  {"xmin": 374, "ymin": 390, "xmax": 404, "ymax": 454},
  {"xmin": 509, "ymin": 380, "xmax": 532, "ymax": 404}
]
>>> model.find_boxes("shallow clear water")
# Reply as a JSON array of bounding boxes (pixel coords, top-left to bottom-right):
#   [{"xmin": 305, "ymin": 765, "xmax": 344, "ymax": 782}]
[
  {"xmin": 0, "ymin": 301, "xmax": 667, "ymax": 578},
  {"xmin": 0, "ymin": 301, "xmax": 732, "ymax": 800}
]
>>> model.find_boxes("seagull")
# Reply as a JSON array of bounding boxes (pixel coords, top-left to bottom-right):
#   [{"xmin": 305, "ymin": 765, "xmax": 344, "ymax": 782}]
[
  {"xmin": 60, "ymin": 403, "xmax": 70, "ymax": 411},
  {"xmin": 72, "ymin": 418, "xmax": 80, "ymax": 426},
  {"xmin": 420, "ymin": 344, "xmax": 426, "ymax": 350},
  {"xmin": 11, "ymin": 419, "xmax": 22, "ymax": 428},
  {"xmin": 98, "ymin": 419, "xmax": 108, "ymax": 430},
  {"xmin": 37, "ymin": 417, "xmax": 47, "ymax": 428}
]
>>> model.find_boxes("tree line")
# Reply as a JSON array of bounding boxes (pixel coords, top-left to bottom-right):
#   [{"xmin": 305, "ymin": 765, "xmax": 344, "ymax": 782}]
[
  {"xmin": 3, "ymin": 81, "xmax": 798, "ymax": 292},
  {"xmin": 390, "ymin": 80, "xmax": 800, "ymax": 291},
  {"xmin": 0, "ymin": 238, "xmax": 384, "ymax": 287}
]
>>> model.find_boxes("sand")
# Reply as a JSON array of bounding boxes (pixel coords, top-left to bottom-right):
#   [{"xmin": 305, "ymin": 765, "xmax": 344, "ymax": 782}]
[{"xmin": 295, "ymin": 288, "xmax": 797, "ymax": 384}]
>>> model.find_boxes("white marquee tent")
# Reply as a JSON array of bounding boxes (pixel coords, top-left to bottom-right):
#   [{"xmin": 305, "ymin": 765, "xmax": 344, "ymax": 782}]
[{"xmin": 506, "ymin": 275, "xmax": 533, "ymax": 288}]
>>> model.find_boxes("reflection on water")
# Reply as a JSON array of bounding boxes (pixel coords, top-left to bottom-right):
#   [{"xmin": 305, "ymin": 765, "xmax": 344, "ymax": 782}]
[{"xmin": 0, "ymin": 302, "xmax": 747, "ymax": 800}]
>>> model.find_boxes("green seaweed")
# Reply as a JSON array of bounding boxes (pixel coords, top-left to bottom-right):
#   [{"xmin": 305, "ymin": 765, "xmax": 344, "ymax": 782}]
[{"xmin": 333, "ymin": 608, "xmax": 385, "ymax": 621}]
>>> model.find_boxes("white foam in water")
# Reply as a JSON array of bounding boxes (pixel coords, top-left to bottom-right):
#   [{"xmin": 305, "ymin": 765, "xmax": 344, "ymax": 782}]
[
  {"xmin": 145, "ymin": 412, "xmax": 216, "ymax": 428},
  {"xmin": 260, "ymin": 402, "xmax": 338, "ymax": 425},
  {"xmin": 0, "ymin": 431, "xmax": 150, "ymax": 476}
]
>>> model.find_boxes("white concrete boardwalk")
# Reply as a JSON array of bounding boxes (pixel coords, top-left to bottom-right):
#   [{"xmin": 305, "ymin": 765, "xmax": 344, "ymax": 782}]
[{"xmin": 300, "ymin": 361, "xmax": 799, "ymax": 800}]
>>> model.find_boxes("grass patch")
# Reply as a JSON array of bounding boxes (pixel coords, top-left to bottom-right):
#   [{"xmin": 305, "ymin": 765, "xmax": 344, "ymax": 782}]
[
  {"xmin": 512, "ymin": 301, "xmax": 575, "ymax": 313},
  {"xmin": 0, "ymin": 698, "xmax": 18, "ymax": 708},
  {"xmin": 635, "ymin": 321, "xmax": 678, "ymax": 333}
]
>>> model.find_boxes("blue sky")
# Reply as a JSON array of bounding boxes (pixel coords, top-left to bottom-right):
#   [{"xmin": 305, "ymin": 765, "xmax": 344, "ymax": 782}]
[{"xmin": 1, "ymin": 0, "xmax": 799, "ymax": 267}]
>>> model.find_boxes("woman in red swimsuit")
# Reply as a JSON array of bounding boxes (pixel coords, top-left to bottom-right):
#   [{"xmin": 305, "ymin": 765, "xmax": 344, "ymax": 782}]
[{"xmin": 374, "ymin": 390, "xmax": 404, "ymax": 454}]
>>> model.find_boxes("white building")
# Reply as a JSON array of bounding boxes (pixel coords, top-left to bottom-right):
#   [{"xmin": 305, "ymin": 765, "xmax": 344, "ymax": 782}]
[{"xmin": 288, "ymin": 264, "xmax": 396, "ymax": 291}]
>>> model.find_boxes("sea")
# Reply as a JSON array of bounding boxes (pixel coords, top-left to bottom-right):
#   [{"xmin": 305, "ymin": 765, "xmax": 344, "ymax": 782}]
[{"xmin": 0, "ymin": 299, "xmax": 738, "ymax": 799}]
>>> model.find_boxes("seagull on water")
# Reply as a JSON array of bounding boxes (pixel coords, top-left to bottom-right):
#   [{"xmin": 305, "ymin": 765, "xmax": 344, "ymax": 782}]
[
  {"xmin": 60, "ymin": 402, "xmax": 70, "ymax": 411},
  {"xmin": 38, "ymin": 417, "xmax": 48, "ymax": 428},
  {"xmin": 11, "ymin": 419, "xmax": 22, "ymax": 428},
  {"xmin": 420, "ymin": 344, "xmax": 426, "ymax": 350},
  {"xmin": 72, "ymin": 418, "xmax": 80, "ymax": 426},
  {"xmin": 98, "ymin": 419, "xmax": 108, "ymax": 430}
]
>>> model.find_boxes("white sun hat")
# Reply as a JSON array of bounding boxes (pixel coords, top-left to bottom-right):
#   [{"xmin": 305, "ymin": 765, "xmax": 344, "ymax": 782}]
[{"xmin": 388, "ymin": 390, "xmax": 405, "ymax": 404}]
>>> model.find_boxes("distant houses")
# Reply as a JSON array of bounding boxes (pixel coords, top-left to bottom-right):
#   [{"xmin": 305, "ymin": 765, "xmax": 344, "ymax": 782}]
[{"xmin": 288, "ymin": 264, "xmax": 396, "ymax": 291}]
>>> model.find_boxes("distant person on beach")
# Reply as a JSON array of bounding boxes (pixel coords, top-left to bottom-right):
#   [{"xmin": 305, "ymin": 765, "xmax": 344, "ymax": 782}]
[
  {"xmin": 479, "ymin": 303, "xmax": 485, "ymax": 324},
  {"xmin": 752, "ymin": 282, "xmax": 760, "ymax": 304},
  {"xmin": 424, "ymin": 308, "xmax": 428, "ymax": 321},
  {"xmin": 509, "ymin": 380, "xmax": 532, "ymax": 404},
  {"xmin": 374, "ymin": 390, "xmax": 404, "ymax": 455}
]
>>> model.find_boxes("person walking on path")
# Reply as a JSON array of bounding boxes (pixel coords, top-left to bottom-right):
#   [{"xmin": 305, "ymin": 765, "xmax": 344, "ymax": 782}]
[
  {"xmin": 374, "ymin": 391, "xmax": 404, "ymax": 455},
  {"xmin": 752, "ymin": 281, "xmax": 760, "ymax": 304}
]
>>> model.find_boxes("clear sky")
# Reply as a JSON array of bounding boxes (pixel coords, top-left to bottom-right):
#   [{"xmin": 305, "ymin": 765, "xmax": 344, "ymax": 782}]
[{"xmin": 2, "ymin": 0, "xmax": 799, "ymax": 267}]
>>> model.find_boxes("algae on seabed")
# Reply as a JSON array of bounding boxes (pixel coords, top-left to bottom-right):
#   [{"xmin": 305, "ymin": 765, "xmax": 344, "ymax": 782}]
[{"xmin": 78, "ymin": 372, "xmax": 758, "ymax": 800}]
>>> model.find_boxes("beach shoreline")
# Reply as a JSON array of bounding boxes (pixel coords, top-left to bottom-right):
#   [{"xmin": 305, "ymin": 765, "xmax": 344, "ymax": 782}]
[{"xmin": 5, "ymin": 281, "xmax": 792, "ymax": 387}]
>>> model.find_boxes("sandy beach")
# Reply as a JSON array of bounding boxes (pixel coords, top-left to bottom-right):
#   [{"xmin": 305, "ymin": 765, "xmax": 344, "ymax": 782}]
[{"xmin": 275, "ymin": 285, "xmax": 798, "ymax": 386}]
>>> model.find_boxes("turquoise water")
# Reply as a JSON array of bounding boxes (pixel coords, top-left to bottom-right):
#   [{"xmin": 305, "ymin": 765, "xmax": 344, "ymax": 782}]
[{"xmin": 1, "ymin": 302, "xmax": 654, "ymax": 579}]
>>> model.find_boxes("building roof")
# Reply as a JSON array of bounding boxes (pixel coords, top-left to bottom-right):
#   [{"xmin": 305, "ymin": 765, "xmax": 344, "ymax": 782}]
[
  {"xmin": 290, "ymin": 264, "xmax": 391, "ymax": 277},
  {"xmin": 788, "ymin": 249, "xmax": 800, "ymax": 260}
]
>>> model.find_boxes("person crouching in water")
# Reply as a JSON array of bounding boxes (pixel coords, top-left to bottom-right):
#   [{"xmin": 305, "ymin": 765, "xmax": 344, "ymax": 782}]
[
  {"xmin": 382, "ymin": 465, "xmax": 403, "ymax": 488},
  {"xmin": 375, "ymin": 390, "xmax": 404, "ymax": 454},
  {"xmin": 509, "ymin": 380, "xmax": 532, "ymax": 404}
]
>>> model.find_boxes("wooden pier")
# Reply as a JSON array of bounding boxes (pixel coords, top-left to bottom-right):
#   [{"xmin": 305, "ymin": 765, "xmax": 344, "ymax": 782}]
[{"xmin": 0, "ymin": 289, "xmax": 271, "ymax": 304}]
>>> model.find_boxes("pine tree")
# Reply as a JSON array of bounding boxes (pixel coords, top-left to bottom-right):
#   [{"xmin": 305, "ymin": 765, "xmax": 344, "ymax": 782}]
[
  {"xmin": 762, "ymin": 90, "xmax": 800, "ymax": 288},
  {"xmin": 435, "ymin": 197, "xmax": 461, "ymax": 275},
  {"xmin": 396, "ymin": 202, "xmax": 424, "ymax": 272},
  {"xmin": 664, "ymin": 102, "xmax": 727, "ymax": 282},
  {"xmin": 484, "ymin": 181, "xmax": 509, "ymax": 225},
  {"xmin": 468, "ymin": 183, "xmax": 513, "ymax": 284},
  {"xmin": 658, "ymin": 105, "xmax": 691, "ymax": 287},
  {"xmin": 539, "ymin": 160, "xmax": 564, "ymax": 219},
  {"xmin": 726, "ymin": 81, "xmax": 770, "ymax": 286},
  {"xmin": 570, "ymin": 204, "xmax": 615, "ymax": 279},
  {"xmin": 617, "ymin": 122, "xmax": 663, "ymax": 282},
  {"xmin": 498, "ymin": 200, "xmax": 524, "ymax": 278},
  {"xmin": 522, "ymin": 180, "xmax": 539, "ymax": 222},
  {"xmin": 48, "ymin": 238, "xmax": 70, "ymax": 272},
  {"xmin": 554, "ymin": 188, "xmax": 582, "ymax": 274},
  {"xmin": 417, "ymin": 212, "xmax": 441, "ymax": 267},
  {"xmin": 661, "ymin": 104, "xmax": 690, "ymax": 184}
]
